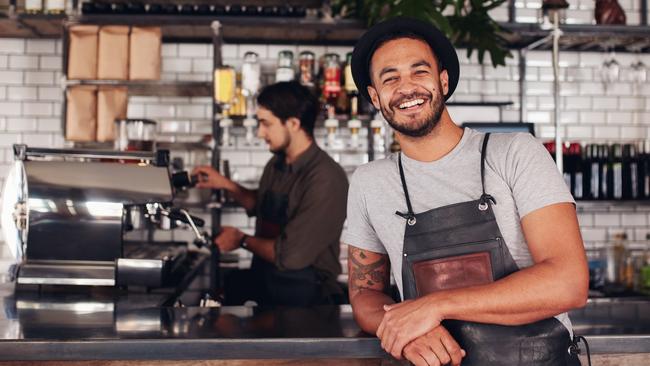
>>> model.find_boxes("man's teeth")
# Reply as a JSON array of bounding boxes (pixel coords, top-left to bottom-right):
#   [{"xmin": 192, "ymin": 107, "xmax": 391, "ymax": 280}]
[{"xmin": 399, "ymin": 99, "xmax": 424, "ymax": 109}]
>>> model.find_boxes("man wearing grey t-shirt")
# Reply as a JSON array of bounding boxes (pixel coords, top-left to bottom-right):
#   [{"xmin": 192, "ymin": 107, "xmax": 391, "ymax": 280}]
[{"xmin": 343, "ymin": 17, "xmax": 588, "ymax": 366}]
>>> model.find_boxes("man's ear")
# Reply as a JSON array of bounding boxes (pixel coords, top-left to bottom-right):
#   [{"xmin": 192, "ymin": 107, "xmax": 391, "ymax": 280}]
[
  {"xmin": 367, "ymin": 86, "xmax": 381, "ymax": 110},
  {"xmin": 286, "ymin": 117, "xmax": 302, "ymax": 132},
  {"xmin": 439, "ymin": 69, "xmax": 449, "ymax": 96}
]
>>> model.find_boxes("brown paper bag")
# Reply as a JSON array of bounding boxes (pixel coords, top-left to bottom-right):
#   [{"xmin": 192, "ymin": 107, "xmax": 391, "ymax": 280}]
[
  {"xmin": 129, "ymin": 27, "xmax": 162, "ymax": 80},
  {"xmin": 97, "ymin": 87, "xmax": 128, "ymax": 142},
  {"xmin": 98, "ymin": 26, "xmax": 130, "ymax": 80},
  {"xmin": 66, "ymin": 86, "xmax": 97, "ymax": 142},
  {"xmin": 68, "ymin": 25, "xmax": 99, "ymax": 80}
]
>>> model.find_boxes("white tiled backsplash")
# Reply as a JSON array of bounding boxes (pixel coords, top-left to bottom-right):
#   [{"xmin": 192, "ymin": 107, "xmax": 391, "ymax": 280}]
[{"xmin": 1, "ymin": 1, "xmax": 650, "ymax": 268}]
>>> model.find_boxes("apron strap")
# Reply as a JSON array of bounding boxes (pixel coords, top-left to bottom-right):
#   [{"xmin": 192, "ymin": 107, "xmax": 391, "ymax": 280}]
[
  {"xmin": 396, "ymin": 153, "xmax": 416, "ymax": 223},
  {"xmin": 480, "ymin": 133, "xmax": 497, "ymax": 206},
  {"xmin": 396, "ymin": 132, "xmax": 498, "ymax": 223}
]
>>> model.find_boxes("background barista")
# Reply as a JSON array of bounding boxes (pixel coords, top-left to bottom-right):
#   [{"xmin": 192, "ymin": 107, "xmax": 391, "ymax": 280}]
[{"xmin": 193, "ymin": 81, "xmax": 349, "ymax": 306}]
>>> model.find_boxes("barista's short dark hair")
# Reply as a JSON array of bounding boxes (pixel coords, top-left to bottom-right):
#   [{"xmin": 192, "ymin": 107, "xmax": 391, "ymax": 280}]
[{"xmin": 257, "ymin": 81, "xmax": 318, "ymax": 137}]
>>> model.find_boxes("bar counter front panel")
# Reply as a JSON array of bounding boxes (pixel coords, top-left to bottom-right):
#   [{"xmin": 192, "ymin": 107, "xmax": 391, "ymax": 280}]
[{"xmin": 0, "ymin": 284, "xmax": 649, "ymax": 361}]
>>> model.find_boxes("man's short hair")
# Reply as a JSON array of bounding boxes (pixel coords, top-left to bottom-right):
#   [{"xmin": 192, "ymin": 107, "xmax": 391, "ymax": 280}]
[{"xmin": 257, "ymin": 81, "xmax": 318, "ymax": 137}]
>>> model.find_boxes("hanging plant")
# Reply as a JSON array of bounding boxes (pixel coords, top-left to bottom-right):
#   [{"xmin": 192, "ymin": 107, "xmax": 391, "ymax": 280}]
[{"xmin": 332, "ymin": 0, "xmax": 512, "ymax": 68}]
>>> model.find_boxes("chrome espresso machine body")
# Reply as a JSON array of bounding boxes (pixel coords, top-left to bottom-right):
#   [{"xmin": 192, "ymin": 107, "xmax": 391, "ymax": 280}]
[{"xmin": 2, "ymin": 145, "xmax": 209, "ymax": 288}]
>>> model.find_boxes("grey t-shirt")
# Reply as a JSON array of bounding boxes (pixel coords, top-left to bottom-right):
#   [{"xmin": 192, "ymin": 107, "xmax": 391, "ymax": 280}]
[{"xmin": 341, "ymin": 128, "xmax": 575, "ymax": 332}]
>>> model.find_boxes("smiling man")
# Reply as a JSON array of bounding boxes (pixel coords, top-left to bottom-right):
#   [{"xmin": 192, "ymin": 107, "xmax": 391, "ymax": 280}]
[
  {"xmin": 342, "ymin": 17, "xmax": 588, "ymax": 366},
  {"xmin": 193, "ymin": 81, "xmax": 348, "ymax": 306}
]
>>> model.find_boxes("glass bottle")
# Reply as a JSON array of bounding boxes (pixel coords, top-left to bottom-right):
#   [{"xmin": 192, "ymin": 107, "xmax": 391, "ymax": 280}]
[
  {"xmin": 241, "ymin": 51, "xmax": 261, "ymax": 143},
  {"xmin": 214, "ymin": 65, "xmax": 236, "ymax": 117},
  {"xmin": 605, "ymin": 232, "xmax": 627, "ymax": 288},
  {"xmin": 587, "ymin": 144, "xmax": 600, "ymax": 200},
  {"xmin": 298, "ymin": 51, "xmax": 316, "ymax": 88},
  {"xmin": 344, "ymin": 52, "xmax": 360, "ymax": 118},
  {"xmin": 622, "ymin": 144, "xmax": 638, "ymax": 200},
  {"xmin": 599, "ymin": 144, "xmax": 609, "ymax": 200},
  {"xmin": 322, "ymin": 53, "xmax": 341, "ymax": 113},
  {"xmin": 242, "ymin": 51, "xmax": 261, "ymax": 99},
  {"xmin": 275, "ymin": 50, "xmax": 295, "ymax": 82},
  {"xmin": 611, "ymin": 143, "xmax": 623, "ymax": 200},
  {"xmin": 640, "ymin": 141, "xmax": 650, "ymax": 199}
]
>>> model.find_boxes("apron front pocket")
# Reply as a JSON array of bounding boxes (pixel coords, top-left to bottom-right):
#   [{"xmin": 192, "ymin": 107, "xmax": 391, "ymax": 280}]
[{"xmin": 404, "ymin": 238, "xmax": 511, "ymax": 297}]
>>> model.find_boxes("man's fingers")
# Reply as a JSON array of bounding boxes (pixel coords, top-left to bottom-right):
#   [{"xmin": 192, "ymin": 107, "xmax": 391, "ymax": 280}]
[
  {"xmin": 428, "ymin": 337, "xmax": 452, "ymax": 365},
  {"xmin": 390, "ymin": 335, "xmax": 411, "ymax": 360},
  {"xmin": 440, "ymin": 331, "xmax": 465, "ymax": 365},
  {"xmin": 418, "ymin": 346, "xmax": 441, "ymax": 366},
  {"xmin": 191, "ymin": 166, "xmax": 210, "ymax": 175},
  {"xmin": 403, "ymin": 347, "xmax": 430, "ymax": 366}
]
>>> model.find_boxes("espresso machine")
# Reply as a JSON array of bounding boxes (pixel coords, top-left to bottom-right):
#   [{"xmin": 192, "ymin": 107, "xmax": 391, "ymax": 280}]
[{"xmin": 1, "ymin": 144, "xmax": 210, "ymax": 289}]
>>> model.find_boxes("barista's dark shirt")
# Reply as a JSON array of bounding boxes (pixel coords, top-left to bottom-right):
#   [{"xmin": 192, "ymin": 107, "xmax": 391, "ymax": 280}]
[{"xmin": 253, "ymin": 142, "xmax": 348, "ymax": 296}]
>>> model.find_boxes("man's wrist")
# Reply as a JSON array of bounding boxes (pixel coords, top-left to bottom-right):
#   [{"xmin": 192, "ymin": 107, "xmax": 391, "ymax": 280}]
[{"xmin": 239, "ymin": 234, "xmax": 249, "ymax": 249}]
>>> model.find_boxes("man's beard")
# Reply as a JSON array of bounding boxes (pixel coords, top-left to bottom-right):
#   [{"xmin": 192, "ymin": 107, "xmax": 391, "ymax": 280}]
[
  {"xmin": 380, "ymin": 87, "xmax": 445, "ymax": 138},
  {"xmin": 269, "ymin": 129, "xmax": 291, "ymax": 154}
]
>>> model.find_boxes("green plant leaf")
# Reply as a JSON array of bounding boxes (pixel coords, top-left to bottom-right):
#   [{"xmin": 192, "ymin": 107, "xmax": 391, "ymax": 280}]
[{"xmin": 332, "ymin": 0, "xmax": 513, "ymax": 68}]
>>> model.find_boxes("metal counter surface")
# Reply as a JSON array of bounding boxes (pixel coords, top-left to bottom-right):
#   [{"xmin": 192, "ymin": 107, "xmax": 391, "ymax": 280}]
[{"xmin": 0, "ymin": 283, "xmax": 648, "ymax": 361}]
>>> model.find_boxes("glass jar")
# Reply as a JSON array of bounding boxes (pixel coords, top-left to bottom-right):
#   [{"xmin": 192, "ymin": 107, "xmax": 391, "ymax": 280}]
[
  {"xmin": 45, "ymin": 0, "xmax": 65, "ymax": 14},
  {"xmin": 214, "ymin": 65, "xmax": 236, "ymax": 108},
  {"xmin": 323, "ymin": 53, "xmax": 341, "ymax": 105},
  {"xmin": 299, "ymin": 51, "xmax": 316, "ymax": 87},
  {"xmin": 114, "ymin": 119, "xmax": 157, "ymax": 151},
  {"xmin": 25, "ymin": 0, "xmax": 43, "ymax": 13},
  {"xmin": 242, "ymin": 51, "xmax": 261, "ymax": 97},
  {"xmin": 275, "ymin": 50, "xmax": 295, "ymax": 82}
]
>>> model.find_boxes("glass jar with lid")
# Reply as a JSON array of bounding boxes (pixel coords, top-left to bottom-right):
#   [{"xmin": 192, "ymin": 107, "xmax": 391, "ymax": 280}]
[
  {"xmin": 275, "ymin": 50, "xmax": 295, "ymax": 82},
  {"xmin": 322, "ymin": 53, "xmax": 341, "ymax": 106},
  {"xmin": 242, "ymin": 51, "xmax": 261, "ymax": 97},
  {"xmin": 299, "ymin": 51, "xmax": 316, "ymax": 87},
  {"xmin": 214, "ymin": 65, "xmax": 236, "ymax": 111}
]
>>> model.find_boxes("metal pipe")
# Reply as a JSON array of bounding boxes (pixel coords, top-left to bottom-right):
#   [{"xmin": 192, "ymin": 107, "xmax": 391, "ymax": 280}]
[
  {"xmin": 210, "ymin": 21, "xmax": 224, "ymax": 298},
  {"xmin": 519, "ymin": 49, "xmax": 527, "ymax": 123},
  {"xmin": 642, "ymin": 0, "xmax": 648, "ymax": 26},
  {"xmin": 552, "ymin": 11, "xmax": 563, "ymax": 173},
  {"xmin": 508, "ymin": 0, "xmax": 516, "ymax": 23}
]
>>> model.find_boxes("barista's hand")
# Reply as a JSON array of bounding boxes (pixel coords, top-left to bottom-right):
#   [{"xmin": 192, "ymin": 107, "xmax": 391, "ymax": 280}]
[
  {"xmin": 377, "ymin": 298, "xmax": 443, "ymax": 359},
  {"xmin": 192, "ymin": 166, "xmax": 232, "ymax": 190},
  {"xmin": 214, "ymin": 226, "xmax": 244, "ymax": 252},
  {"xmin": 402, "ymin": 326, "xmax": 466, "ymax": 366}
]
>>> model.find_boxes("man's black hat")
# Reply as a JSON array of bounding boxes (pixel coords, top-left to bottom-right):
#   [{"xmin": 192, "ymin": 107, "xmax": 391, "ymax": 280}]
[{"xmin": 351, "ymin": 17, "xmax": 460, "ymax": 103}]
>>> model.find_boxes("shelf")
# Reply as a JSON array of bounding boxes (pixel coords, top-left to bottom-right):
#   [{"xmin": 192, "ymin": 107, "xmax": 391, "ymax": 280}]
[
  {"xmin": 500, "ymin": 23, "xmax": 650, "ymax": 52},
  {"xmin": 0, "ymin": 13, "xmax": 65, "ymax": 38},
  {"xmin": 3, "ymin": 13, "xmax": 650, "ymax": 51},
  {"xmin": 67, "ymin": 15, "xmax": 367, "ymax": 44},
  {"xmin": 447, "ymin": 101, "xmax": 513, "ymax": 107},
  {"xmin": 64, "ymin": 79, "xmax": 212, "ymax": 97},
  {"xmin": 576, "ymin": 200, "xmax": 650, "ymax": 211}
]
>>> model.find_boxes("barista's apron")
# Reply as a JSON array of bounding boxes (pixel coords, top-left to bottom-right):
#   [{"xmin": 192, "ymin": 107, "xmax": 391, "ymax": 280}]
[
  {"xmin": 249, "ymin": 190, "xmax": 323, "ymax": 306},
  {"xmin": 397, "ymin": 133, "xmax": 580, "ymax": 365}
]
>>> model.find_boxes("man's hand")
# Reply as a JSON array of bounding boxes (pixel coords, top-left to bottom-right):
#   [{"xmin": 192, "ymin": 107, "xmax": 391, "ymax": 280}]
[
  {"xmin": 214, "ymin": 226, "xmax": 244, "ymax": 252},
  {"xmin": 377, "ymin": 298, "xmax": 443, "ymax": 359},
  {"xmin": 192, "ymin": 166, "xmax": 233, "ymax": 190},
  {"xmin": 403, "ymin": 326, "xmax": 466, "ymax": 366}
]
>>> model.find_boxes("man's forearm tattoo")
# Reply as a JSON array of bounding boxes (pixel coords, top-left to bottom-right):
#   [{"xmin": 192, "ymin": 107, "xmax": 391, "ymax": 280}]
[{"xmin": 348, "ymin": 246, "xmax": 390, "ymax": 293}]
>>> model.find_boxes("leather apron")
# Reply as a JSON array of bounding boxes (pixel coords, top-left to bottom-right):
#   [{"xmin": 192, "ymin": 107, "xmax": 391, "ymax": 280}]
[
  {"xmin": 250, "ymin": 190, "xmax": 323, "ymax": 306},
  {"xmin": 398, "ymin": 133, "xmax": 580, "ymax": 366}
]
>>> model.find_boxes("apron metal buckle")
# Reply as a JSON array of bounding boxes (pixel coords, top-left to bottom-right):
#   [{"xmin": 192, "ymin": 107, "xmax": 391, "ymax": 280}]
[
  {"xmin": 478, "ymin": 202, "xmax": 489, "ymax": 211},
  {"xmin": 395, "ymin": 211, "xmax": 417, "ymax": 226}
]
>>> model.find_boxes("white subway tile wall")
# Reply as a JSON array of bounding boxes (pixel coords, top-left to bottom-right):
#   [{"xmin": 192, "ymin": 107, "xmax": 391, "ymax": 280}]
[{"xmin": 1, "ymin": 0, "xmax": 650, "ymax": 266}]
